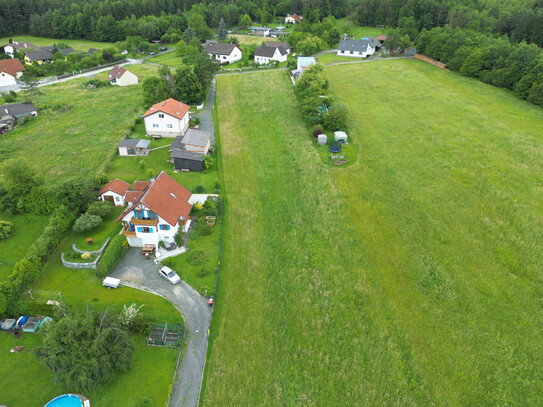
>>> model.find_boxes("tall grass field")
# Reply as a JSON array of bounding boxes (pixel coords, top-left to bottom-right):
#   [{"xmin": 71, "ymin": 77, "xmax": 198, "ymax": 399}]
[{"xmin": 202, "ymin": 63, "xmax": 543, "ymax": 405}]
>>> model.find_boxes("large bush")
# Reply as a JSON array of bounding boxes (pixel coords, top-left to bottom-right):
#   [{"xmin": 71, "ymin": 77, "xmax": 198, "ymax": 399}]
[
  {"xmin": 35, "ymin": 305, "xmax": 134, "ymax": 392},
  {"xmin": 73, "ymin": 213, "xmax": 102, "ymax": 232},
  {"xmin": 86, "ymin": 201, "xmax": 114, "ymax": 218},
  {"xmin": 321, "ymin": 102, "xmax": 349, "ymax": 131},
  {"xmin": 96, "ymin": 235, "xmax": 129, "ymax": 278},
  {"xmin": 0, "ymin": 220, "xmax": 13, "ymax": 240}
]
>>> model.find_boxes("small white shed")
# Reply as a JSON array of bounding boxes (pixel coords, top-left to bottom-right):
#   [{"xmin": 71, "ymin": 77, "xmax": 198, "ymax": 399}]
[
  {"xmin": 334, "ymin": 131, "xmax": 348, "ymax": 143},
  {"xmin": 317, "ymin": 134, "xmax": 327, "ymax": 145}
]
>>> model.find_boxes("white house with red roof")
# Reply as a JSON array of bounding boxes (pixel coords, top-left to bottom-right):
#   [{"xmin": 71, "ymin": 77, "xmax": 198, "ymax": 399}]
[
  {"xmin": 98, "ymin": 178, "xmax": 130, "ymax": 206},
  {"xmin": 108, "ymin": 65, "xmax": 138, "ymax": 87},
  {"xmin": 0, "ymin": 59, "xmax": 25, "ymax": 87},
  {"xmin": 116, "ymin": 172, "xmax": 192, "ymax": 247},
  {"xmin": 285, "ymin": 14, "xmax": 303, "ymax": 24},
  {"xmin": 143, "ymin": 98, "xmax": 190, "ymax": 138}
]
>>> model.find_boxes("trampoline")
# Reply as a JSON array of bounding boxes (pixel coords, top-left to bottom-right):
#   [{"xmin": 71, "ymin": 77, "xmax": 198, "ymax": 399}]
[{"xmin": 329, "ymin": 145, "xmax": 342, "ymax": 153}]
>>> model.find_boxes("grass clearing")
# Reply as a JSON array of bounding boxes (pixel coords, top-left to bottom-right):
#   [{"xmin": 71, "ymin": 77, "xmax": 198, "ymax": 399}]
[
  {"xmin": 316, "ymin": 52, "xmax": 367, "ymax": 64},
  {"xmin": 203, "ymin": 63, "xmax": 543, "ymax": 405},
  {"xmin": 0, "ymin": 36, "xmax": 115, "ymax": 52},
  {"xmin": 146, "ymin": 52, "xmax": 184, "ymax": 67},
  {"xmin": 0, "ymin": 331, "xmax": 177, "ymax": 407},
  {"xmin": 336, "ymin": 18, "xmax": 387, "ymax": 39},
  {"xmin": 227, "ymin": 34, "xmax": 279, "ymax": 46},
  {"xmin": 0, "ymin": 212, "xmax": 49, "ymax": 280},
  {"xmin": 0, "ymin": 64, "xmax": 159, "ymax": 184}
]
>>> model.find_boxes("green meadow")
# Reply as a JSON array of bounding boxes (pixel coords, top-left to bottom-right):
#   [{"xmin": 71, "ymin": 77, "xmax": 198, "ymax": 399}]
[
  {"xmin": 0, "ymin": 64, "xmax": 158, "ymax": 183},
  {"xmin": 0, "ymin": 36, "xmax": 115, "ymax": 52},
  {"xmin": 202, "ymin": 62, "xmax": 543, "ymax": 405}
]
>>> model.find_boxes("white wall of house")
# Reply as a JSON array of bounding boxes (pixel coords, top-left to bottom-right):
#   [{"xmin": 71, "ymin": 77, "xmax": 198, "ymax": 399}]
[
  {"xmin": 121, "ymin": 209, "xmax": 189, "ymax": 247},
  {"xmin": 118, "ymin": 146, "xmax": 150, "ymax": 157},
  {"xmin": 207, "ymin": 47, "xmax": 242, "ymax": 64},
  {"xmin": 145, "ymin": 111, "xmax": 189, "ymax": 138},
  {"xmin": 100, "ymin": 191, "xmax": 125, "ymax": 206},
  {"xmin": 116, "ymin": 71, "xmax": 139, "ymax": 86},
  {"xmin": 337, "ymin": 46, "xmax": 375, "ymax": 58},
  {"xmin": 3, "ymin": 45, "xmax": 15, "ymax": 58},
  {"xmin": 285, "ymin": 16, "xmax": 299, "ymax": 24},
  {"xmin": 0, "ymin": 71, "xmax": 17, "ymax": 86}
]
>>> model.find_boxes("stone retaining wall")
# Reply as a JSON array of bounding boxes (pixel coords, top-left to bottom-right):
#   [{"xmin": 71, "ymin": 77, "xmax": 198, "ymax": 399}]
[{"xmin": 62, "ymin": 238, "xmax": 111, "ymax": 269}]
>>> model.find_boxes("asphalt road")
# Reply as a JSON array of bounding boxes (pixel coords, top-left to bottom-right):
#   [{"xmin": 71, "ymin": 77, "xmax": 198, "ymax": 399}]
[{"xmin": 110, "ymin": 248, "xmax": 212, "ymax": 407}]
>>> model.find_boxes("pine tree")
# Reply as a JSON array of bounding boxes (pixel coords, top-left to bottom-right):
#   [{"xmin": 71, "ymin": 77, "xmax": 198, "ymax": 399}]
[
  {"xmin": 218, "ymin": 18, "xmax": 227, "ymax": 41},
  {"xmin": 183, "ymin": 25, "xmax": 195, "ymax": 43}
]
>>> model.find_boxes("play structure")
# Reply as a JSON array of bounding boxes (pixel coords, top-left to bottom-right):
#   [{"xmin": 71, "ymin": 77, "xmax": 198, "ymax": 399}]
[{"xmin": 147, "ymin": 323, "xmax": 183, "ymax": 347}]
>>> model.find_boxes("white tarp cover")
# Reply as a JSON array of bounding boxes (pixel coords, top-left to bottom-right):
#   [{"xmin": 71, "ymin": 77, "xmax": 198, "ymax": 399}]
[
  {"xmin": 317, "ymin": 134, "xmax": 327, "ymax": 145},
  {"xmin": 103, "ymin": 277, "xmax": 121, "ymax": 288},
  {"xmin": 334, "ymin": 131, "xmax": 348, "ymax": 142}
]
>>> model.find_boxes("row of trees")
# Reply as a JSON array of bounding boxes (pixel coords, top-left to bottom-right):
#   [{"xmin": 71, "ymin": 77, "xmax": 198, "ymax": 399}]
[{"xmin": 415, "ymin": 26, "xmax": 543, "ymax": 106}]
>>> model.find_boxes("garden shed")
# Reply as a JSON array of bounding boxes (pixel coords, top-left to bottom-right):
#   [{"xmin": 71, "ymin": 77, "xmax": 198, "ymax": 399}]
[
  {"xmin": 118, "ymin": 138, "xmax": 151, "ymax": 157},
  {"xmin": 317, "ymin": 134, "xmax": 327, "ymax": 145},
  {"xmin": 334, "ymin": 131, "xmax": 348, "ymax": 143}
]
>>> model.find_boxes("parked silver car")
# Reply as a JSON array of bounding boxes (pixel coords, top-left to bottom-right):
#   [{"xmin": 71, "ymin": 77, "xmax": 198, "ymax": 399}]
[{"xmin": 159, "ymin": 266, "xmax": 181, "ymax": 284}]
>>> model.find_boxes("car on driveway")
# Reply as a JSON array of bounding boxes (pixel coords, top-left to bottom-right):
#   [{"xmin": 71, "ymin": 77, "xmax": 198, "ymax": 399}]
[{"xmin": 159, "ymin": 266, "xmax": 181, "ymax": 284}]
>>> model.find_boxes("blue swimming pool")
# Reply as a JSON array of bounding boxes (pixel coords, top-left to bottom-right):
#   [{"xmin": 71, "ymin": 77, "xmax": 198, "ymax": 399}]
[{"xmin": 44, "ymin": 394, "xmax": 83, "ymax": 407}]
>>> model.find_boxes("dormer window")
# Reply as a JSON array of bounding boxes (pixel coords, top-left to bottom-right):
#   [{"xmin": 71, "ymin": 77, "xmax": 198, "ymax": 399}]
[{"xmin": 159, "ymin": 113, "xmax": 164, "ymax": 118}]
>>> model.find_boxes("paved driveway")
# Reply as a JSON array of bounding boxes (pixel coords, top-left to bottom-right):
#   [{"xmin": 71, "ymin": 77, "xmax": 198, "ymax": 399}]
[{"xmin": 110, "ymin": 248, "xmax": 212, "ymax": 407}]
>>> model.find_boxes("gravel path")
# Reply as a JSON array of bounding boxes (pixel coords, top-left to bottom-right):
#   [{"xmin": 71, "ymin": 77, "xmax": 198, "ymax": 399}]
[{"xmin": 110, "ymin": 248, "xmax": 212, "ymax": 407}]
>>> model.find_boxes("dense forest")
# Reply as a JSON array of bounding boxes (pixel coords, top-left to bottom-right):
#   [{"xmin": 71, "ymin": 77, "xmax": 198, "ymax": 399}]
[{"xmin": 0, "ymin": 0, "xmax": 542, "ymax": 47}]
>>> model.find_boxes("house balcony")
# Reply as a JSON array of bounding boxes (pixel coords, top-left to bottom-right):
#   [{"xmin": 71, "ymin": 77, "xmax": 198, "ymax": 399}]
[
  {"xmin": 122, "ymin": 224, "xmax": 137, "ymax": 237},
  {"xmin": 131, "ymin": 216, "xmax": 159, "ymax": 226},
  {"xmin": 178, "ymin": 216, "xmax": 190, "ymax": 226}
]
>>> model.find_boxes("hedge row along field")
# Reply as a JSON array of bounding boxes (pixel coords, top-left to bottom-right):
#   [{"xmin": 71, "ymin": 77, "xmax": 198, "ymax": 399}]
[{"xmin": 203, "ymin": 62, "xmax": 543, "ymax": 405}]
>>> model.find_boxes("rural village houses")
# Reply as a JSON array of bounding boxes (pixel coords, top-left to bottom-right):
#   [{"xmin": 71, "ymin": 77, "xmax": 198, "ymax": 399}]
[
  {"xmin": 254, "ymin": 45, "xmax": 288, "ymax": 65},
  {"xmin": 108, "ymin": 65, "xmax": 138, "ymax": 86},
  {"xmin": 285, "ymin": 14, "xmax": 303, "ymax": 24},
  {"xmin": 203, "ymin": 41, "xmax": 242, "ymax": 64},
  {"xmin": 0, "ymin": 58, "xmax": 25, "ymax": 86},
  {"xmin": 169, "ymin": 128, "xmax": 211, "ymax": 172},
  {"xmin": 337, "ymin": 37, "xmax": 380, "ymax": 58},
  {"xmin": 143, "ymin": 98, "xmax": 190, "ymax": 138}
]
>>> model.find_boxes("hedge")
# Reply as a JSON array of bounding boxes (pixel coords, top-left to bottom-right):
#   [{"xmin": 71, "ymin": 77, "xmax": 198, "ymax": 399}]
[
  {"xmin": 96, "ymin": 235, "xmax": 129, "ymax": 278},
  {"xmin": 0, "ymin": 206, "xmax": 75, "ymax": 314}
]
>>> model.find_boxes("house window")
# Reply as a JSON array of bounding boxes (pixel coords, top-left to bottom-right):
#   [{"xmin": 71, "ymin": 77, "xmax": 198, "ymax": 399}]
[
  {"xmin": 159, "ymin": 113, "xmax": 164, "ymax": 118},
  {"xmin": 223, "ymin": 56, "xmax": 226, "ymax": 60},
  {"xmin": 167, "ymin": 124, "xmax": 173, "ymax": 129},
  {"xmin": 115, "ymin": 196, "xmax": 120, "ymax": 202},
  {"xmin": 160, "ymin": 224, "xmax": 170, "ymax": 231},
  {"xmin": 139, "ymin": 227, "xmax": 152, "ymax": 233},
  {"xmin": 350, "ymin": 51, "xmax": 353, "ymax": 54},
  {"xmin": 153, "ymin": 123, "xmax": 159, "ymax": 128}
]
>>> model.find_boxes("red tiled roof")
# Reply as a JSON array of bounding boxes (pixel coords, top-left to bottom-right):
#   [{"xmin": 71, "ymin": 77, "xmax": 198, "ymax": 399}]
[
  {"xmin": 98, "ymin": 179, "xmax": 130, "ymax": 197},
  {"xmin": 142, "ymin": 98, "xmax": 190, "ymax": 120},
  {"xmin": 116, "ymin": 172, "xmax": 192, "ymax": 225},
  {"xmin": 0, "ymin": 59, "xmax": 25, "ymax": 77},
  {"xmin": 109, "ymin": 65, "xmax": 127, "ymax": 79},
  {"xmin": 287, "ymin": 14, "xmax": 303, "ymax": 23},
  {"xmin": 133, "ymin": 181, "xmax": 150, "ymax": 191},
  {"xmin": 124, "ymin": 191, "xmax": 143, "ymax": 203},
  {"xmin": 377, "ymin": 35, "xmax": 388, "ymax": 41}
]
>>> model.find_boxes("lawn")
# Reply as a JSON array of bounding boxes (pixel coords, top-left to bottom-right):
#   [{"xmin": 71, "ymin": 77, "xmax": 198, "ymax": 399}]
[
  {"xmin": 68, "ymin": 206, "xmax": 125, "ymax": 252},
  {"xmin": 316, "ymin": 52, "xmax": 367, "ymax": 64},
  {"xmin": 0, "ymin": 36, "xmax": 115, "ymax": 52},
  {"xmin": 227, "ymin": 34, "xmax": 279, "ymax": 46},
  {"xmin": 163, "ymin": 217, "xmax": 220, "ymax": 296},
  {"xmin": 336, "ymin": 18, "xmax": 387, "ymax": 39},
  {"xmin": 202, "ymin": 64, "xmax": 543, "ymax": 406},
  {"xmin": 0, "ymin": 212, "xmax": 50, "ymax": 281},
  {"xmin": 106, "ymin": 135, "xmax": 219, "ymax": 193},
  {"xmin": 146, "ymin": 52, "xmax": 184, "ymax": 67},
  {"xmin": 0, "ymin": 64, "xmax": 159, "ymax": 185},
  {"xmin": 0, "ymin": 331, "xmax": 177, "ymax": 407}
]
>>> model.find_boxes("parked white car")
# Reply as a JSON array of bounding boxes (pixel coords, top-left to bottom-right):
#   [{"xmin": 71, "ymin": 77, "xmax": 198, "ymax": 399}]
[
  {"xmin": 121, "ymin": 50, "xmax": 128, "ymax": 55},
  {"xmin": 159, "ymin": 266, "xmax": 181, "ymax": 284}
]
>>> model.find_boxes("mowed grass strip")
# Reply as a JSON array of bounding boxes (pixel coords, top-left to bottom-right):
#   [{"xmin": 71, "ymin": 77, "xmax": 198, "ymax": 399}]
[
  {"xmin": 0, "ymin": 36, "xmax": 115, "ymax": 52},
  {"xmin": 324, "ymin": 59, "xmax": 543, "ymax": 405},
  {"xmin": 203, "ymin": 70, "xmax": 431, "ymax": 405},
  {"xmin": 0, "ymin": 64, "xmax": 158, "ymax": 183}
]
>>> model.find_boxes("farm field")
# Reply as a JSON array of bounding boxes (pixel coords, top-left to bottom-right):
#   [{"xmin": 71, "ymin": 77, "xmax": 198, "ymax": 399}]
[
  {"xmin": 0, "ymin": 36, "xmax": 115, "ymax": 52},
  {"xmin": 203, "ymin": 63, "xmax": 543, "ymax": 405},
  {"xmin": 0, "ymin": 212, "xmax": 49, "ymax": 280},
  {"xmin": 227, "ymin": 34, "xmax": 279, "ymax": 46},
  {"xmin": 0, "ymin": 64, "xmax": 158, "ymax": 184}
]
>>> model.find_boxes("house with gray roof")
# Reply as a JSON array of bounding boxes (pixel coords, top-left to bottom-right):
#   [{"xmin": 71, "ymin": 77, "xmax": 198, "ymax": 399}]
[
  {"xmin": 203, "ymin": 41, "xmax": 242, "ymax": 64},
  {"xmin": 168, "ymin": 128, "xmax": 211, "ymax": 172},
  {"xmin": 254, "ymin": 45, "xmax": 288, "ymax": 65},
  {"xmin": 266, "ymin": 41, "xmax": 292, "ymax": 54},
  {"xmin": 337, "ymin": 37, "xmax": 378, "ymax": 58},
  {"xmin": 0, "ymin": 102, "xmax": 38, "ymax": 120},
  {"xmin": 249, "ymin": 26, "xmax": 271, "ymax": 36},
  {"xmin": 118, "ymin": 138, "xmax": 151, "ymax": 156},
  {"xmin": 3, "ymin": 41, "xmax": 36, "ymax": 58}
]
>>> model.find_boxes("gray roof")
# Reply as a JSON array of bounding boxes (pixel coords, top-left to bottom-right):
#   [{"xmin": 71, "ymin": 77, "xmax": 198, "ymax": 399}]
[
  {"xmin": 255, "ymin": 45, "xmax": 287, "ymax": 58},
  {"xmin": 26, "ymin": 49, "xmax": 51, "ymax": 61},
  {"xmin": 118, "ymin": 138, "xmax": 151, "ymax": 148},
  {"xmin": 337, "ymin": 39, "xmax": 372, "ymax": 53},
  {"xmin": 169, "ymin": 135, "xmax": 185, "ymax": 152},
  {"xmin": 182, "ymin": 129, "xmax": 210, "ymax": 148},
  {"xmin": 266, "ymin": 41, "xmax": 290, "ymax": 49},
  {"xmin": 0, "ymin": 102, "xmax": 37, "ymax": 119},
  {"xmin": 203, "ymin": 41, "xmax": 239, "ymax": 56},
  {"xmin": 170, "ymin": 149, "xmax": 204, "ymax": 161},
  {"xmin": 249, "ymin": 26, "xmax": 270, "ymax": 31},
  {"xmin": 367, "ymin": 36, "xmax": 380, "ymax": 48}
]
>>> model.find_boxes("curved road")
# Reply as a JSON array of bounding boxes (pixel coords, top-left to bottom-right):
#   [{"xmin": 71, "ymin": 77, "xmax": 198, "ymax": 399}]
[{"xmin": 110, "ymin": 248, "xmax": 212, "ymax": 407}]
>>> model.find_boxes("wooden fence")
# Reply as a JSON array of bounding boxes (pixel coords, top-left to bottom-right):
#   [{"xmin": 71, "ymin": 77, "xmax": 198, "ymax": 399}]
[{"xmin": 415, "ymin": 53, "xmax": 449, "ymax": 71}]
